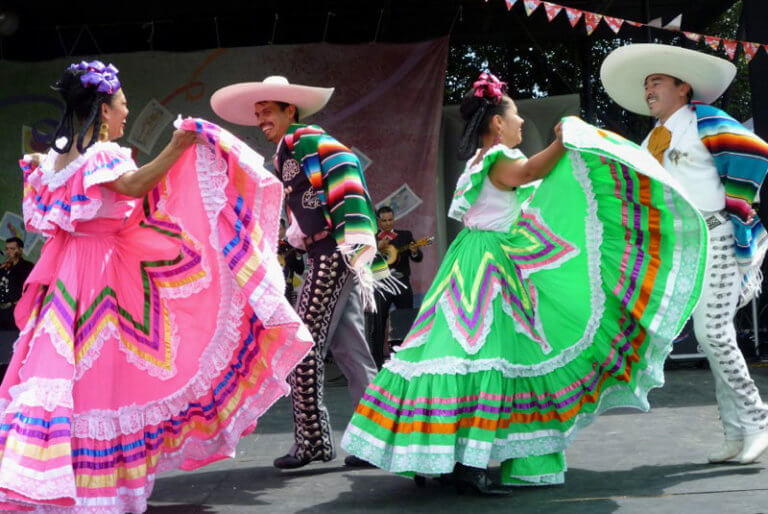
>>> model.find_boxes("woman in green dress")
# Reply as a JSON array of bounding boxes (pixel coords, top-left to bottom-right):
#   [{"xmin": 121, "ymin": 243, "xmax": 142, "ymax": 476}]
[{"xmin": 341, "ymin": 72, "xmax": 707, "ymax": 493}]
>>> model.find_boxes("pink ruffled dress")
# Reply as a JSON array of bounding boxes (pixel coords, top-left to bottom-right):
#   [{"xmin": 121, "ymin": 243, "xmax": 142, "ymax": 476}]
[{"xmin": 0, "ymin": 118, "xmax": 312, "ymax": 513}]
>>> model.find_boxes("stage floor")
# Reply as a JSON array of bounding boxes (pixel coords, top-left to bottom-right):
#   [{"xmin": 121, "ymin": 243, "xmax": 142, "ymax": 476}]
[{"xmin": 148, "ymin": 363, "xmax": 768, "ymax": 514}]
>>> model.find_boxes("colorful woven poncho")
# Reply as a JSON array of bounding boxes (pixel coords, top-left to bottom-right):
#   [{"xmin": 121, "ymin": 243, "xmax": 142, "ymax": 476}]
[
  {"xmin": 283, "ymin": 124, "xmax": 398, "ymax": 309},
  {"xmin": 694, "ymin": 102, "xmax": 768, "ymax": 305}
]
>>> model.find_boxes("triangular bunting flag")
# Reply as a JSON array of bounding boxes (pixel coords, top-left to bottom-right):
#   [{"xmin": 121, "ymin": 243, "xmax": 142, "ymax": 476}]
[
  {"xmin": 564, "ymin": 7, "xmax": 583, "ymax": 27},
  {"xmin": 723, "ymin": 39, "xmax": 738, "ymax": 60},
  {"xmin": 603, "ymin": 16, "xmax": 624, "ymax": 34},
  {"xmin": 664, "ymin": 14, "xmax": 682, "ymax": 31},
  {"xmin": 743, "ymin": 42, "xmax": 760, "ymax": 63},
  {"xmin": 683, "ymin": 32, "xmax": 702, "ymax": 42},
  {"xmin": 625, "ymin": 20, "xmax": 643, "ymax": 27},
  {"xmin": 704, "ymin": 35, "xmax": 721, "ymax": 51},
  {"xmin": 505, "ymin": 0, "xmax": 518, "ymax": 9},
  {"xmin": 543, "ymin": 2, "xmax": 563, "ymax": 22},
  {"xmin": 584, "ymin": 11, "xmax": 602, "ymax": 35},
  {"xmin": 524, "ymin": 0, "xmax": 542, "ymax": 16},
  {"xmin": 647, "ymin": 17, "xmax": 662, "ymax": 28}
]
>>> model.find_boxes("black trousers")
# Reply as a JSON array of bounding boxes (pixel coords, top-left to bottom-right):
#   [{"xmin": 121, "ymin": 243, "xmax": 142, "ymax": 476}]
[
  {"xmin": 0, "ymin": 307, "xmax": 15, "ymax": 331},
  {"xmin": 288, "ymin": 240, "xmax": 350, "ymax": 462},
  {"xmin": 367, "ymin": 283, "xmax": 414, "ymax": 368}
]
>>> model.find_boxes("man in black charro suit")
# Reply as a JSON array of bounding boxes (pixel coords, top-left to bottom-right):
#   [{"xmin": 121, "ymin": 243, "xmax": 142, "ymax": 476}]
[{"xmin": 368, "ymin": 206, "xmax": 423, "ymax": 368}]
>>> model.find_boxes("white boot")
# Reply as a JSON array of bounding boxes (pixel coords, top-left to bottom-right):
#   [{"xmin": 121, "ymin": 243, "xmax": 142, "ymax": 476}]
[
  {"xmin": 708, "ymin": 439, "xmax": 743, "ymax": 463},
  {"xmin": 738, "ymin": 431, "xmax": 768, "ymax": 464}
]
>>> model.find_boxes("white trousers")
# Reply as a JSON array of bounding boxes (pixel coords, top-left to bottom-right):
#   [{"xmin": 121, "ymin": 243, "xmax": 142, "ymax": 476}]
[{"xmin": 692, "ymin": 221, "xmax": 768, "ymax": 439}]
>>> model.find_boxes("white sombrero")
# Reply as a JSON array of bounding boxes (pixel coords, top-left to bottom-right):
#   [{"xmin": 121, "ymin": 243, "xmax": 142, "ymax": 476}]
[
  {"xmin": 210, "ymin": 76, "xmax": 334, "ymax": 125},
  {"xmin": 600, "ymin": 43, "xmax": 736, "ymax": 116}
]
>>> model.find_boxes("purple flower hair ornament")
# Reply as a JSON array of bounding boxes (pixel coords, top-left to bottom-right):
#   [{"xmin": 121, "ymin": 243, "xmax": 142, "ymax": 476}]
[{"xmin": 69, "ymin": 60, "xmax": 121, "ymax": 95}]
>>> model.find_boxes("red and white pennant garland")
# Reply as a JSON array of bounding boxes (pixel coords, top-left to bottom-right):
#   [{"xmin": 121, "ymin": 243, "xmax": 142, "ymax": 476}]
[{"xmin": 499, "ymin": 0, "xmax": 767, "ymax": 63}]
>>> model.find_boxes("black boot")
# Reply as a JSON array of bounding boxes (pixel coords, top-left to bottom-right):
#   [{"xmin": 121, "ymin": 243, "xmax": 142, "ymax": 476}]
[
  {"xmin": 273, "ymin": 453, "xmax": 317, "ymax": 469},
  {"xmin": 453, "ymin": 463, "xmax": 512, "ymax": 496},
  {"xmin": 273, "ymin": 445, "xmax": 335, "ymax": 470},
  {"xmin": 344, "ymin": 455, "xmax": 375, "ymax": 468}
]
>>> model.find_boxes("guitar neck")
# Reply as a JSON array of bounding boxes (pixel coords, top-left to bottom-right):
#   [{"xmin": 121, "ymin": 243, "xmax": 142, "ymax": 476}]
[{"xmin": 396, "ymin": 241, "xmax": 427, "ymax": 254}]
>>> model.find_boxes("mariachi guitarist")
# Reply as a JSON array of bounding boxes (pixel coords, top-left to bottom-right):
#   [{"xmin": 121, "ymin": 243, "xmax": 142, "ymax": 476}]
[{"xmin": 370, "ymin": 206, "xmax": 423, "ymax": 368}]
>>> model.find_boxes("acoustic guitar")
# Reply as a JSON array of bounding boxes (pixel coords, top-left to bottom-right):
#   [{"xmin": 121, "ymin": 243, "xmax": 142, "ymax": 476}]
[{"xmin": 382, "ymin": 236, "xmax": 434, "ymax": 266}]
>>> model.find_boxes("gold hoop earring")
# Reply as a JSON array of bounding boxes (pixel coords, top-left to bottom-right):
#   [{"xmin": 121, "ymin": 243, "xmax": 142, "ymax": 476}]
[{"xmin": 99, "ymin": 122, "xmax": 110, "ymax": 142}]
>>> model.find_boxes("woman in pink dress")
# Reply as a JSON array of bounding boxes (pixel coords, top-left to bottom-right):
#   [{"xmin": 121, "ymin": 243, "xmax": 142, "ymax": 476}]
[{"xmin": 0, "ymin": 61, "xmax": 313, "ymax": 512}]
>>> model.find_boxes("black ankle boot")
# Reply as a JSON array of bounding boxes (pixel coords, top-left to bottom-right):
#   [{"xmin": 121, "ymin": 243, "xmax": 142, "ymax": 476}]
[
  {"xmin": 344, "ymin": 455, "xmax": 375, "ymax": 468},
  {"xmin": 453, "ymin": 463, "xmax": 512, "ymax": 496},
  {"xmin": 273, "ymin": 447, "xmax": 335, "ymax": 469}
]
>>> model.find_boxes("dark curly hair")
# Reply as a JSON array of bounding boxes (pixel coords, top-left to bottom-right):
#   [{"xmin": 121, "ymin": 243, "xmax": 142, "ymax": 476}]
[
  {"xmin": 456, "ymin": 91, "xmax": 513, "ymax": 161},
  {"xmin": 50, "ymin": 67, "xmax": 117, "ymax": 154}
]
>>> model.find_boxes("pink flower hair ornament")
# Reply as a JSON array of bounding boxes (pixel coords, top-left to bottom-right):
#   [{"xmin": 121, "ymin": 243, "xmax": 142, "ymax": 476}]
[{"xmin": 472, "ymin": 71, "xmax": 507, "ymax": 105}]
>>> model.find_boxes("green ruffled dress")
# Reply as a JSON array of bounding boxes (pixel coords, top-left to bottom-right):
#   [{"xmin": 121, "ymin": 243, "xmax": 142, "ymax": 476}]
[{"xmin": 341, "ymin": 117, "xmax": 707, "ymax": 485}]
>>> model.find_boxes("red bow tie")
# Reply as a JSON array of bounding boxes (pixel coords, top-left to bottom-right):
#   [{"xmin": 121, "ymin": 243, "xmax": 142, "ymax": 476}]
[{"xmin": 379, "ymin": 231, "xmax": 397, "ymax": 241}]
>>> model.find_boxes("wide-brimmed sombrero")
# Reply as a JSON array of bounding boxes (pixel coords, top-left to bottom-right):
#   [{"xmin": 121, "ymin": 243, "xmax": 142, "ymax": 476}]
[
  {"xmin": 600, "ymin": 43, "xmax": 736, "ymax": 116},
  {"xmin": 210, "ymin": 76, "xmax": 334, "ymax": 125}
]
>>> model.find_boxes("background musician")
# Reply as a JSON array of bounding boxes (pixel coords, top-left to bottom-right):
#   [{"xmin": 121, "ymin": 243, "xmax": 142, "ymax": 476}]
[
  {"xmin": 369, "ymin": 206, "xmax": 423, "ymax": 368},
  {"xmin": 278, "ymin": 219, "xmax": 305, "ymax": 306},
  {"xmin": 0, "ymin": 238, "xmax": 33, "ymax": 331}
]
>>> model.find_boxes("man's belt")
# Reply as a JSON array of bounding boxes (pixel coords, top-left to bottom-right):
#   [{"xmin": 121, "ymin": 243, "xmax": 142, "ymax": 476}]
[
  {"xmin": 704, "ymin": 210, "xmax": 728, "ymax": 231},
  {"xmin": 303, "ymin": 230, "xmax": 331, "ymax": 248}
]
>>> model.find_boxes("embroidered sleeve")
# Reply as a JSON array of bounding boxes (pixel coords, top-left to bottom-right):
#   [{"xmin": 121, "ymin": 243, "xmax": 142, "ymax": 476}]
[{"xmin": 448, "ymin": 145, "xmax": 526, "ymax": 221}]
